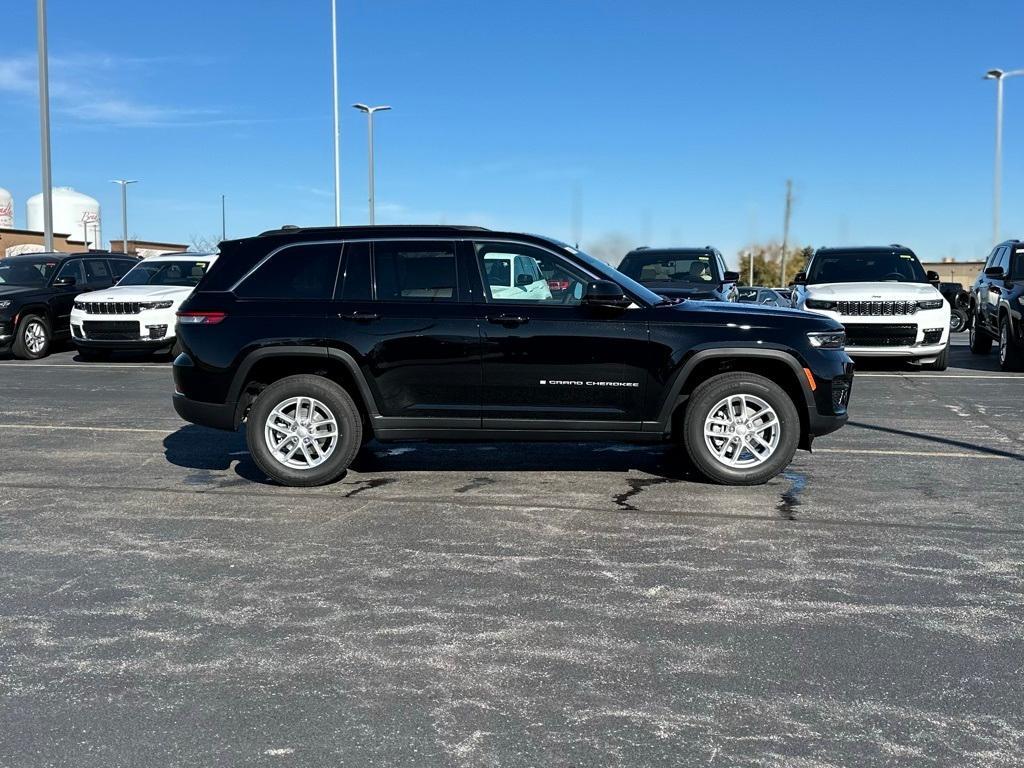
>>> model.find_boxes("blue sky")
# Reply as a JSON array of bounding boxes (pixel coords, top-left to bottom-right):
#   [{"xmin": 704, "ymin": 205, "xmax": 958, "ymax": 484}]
[{"xmin": 2, "ymin": 0, "xmax": 1023, "ymax": 265}]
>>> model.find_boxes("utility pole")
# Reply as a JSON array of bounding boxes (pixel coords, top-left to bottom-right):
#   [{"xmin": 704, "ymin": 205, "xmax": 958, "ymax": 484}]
[
  {"xmin": 779, "ymin": 179, "xmax": 793, "ymax": 287},
  {"xmin": 747, "ymin": 249, "xmax": 754, "ymax": 286},
  {"xmin": 571, "ymin": 183, "xmax": 582, "ymax": 248},
  {"xmin": 36, "ymin": 0, "xmax": 54, "ymax": 251},
  {"xmin": 221, "ymin": 194, "xmax": 227, "ymax": 241},
  {"xmin": 330, "ymin": 0, "xmax": 341, "ymax": 225}
]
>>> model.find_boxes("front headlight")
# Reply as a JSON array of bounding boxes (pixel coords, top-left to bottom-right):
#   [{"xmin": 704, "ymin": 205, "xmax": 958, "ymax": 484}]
[
  {"xmin": 917, "ymin": 299, "xmax": 945, "ymax": 310},
  {"xmin": 805, "ymin": 298, "xmax": 837, "ymax": 310},
  {"xmin": 140, "ymin": 301, "xmax": 174, "ymax": 310},
  {"xmin": 807, "ymin": 330, "xmax": 846, "ymax": 349},
  {"xmin": 0, "ymin": 300, "xmax": 11, "ymax": 310}
]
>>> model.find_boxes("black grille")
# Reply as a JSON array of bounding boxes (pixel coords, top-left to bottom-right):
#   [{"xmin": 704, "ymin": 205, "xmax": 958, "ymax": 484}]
[
  {"xmin": 843, "ymin": 323, "xmax": 917, "ymax": 347},
  {"xmin": 82, "ymin": 321, "xmax": 140, "ymax": 340},
  {"xmin": 79, "ymin": 301, "xmax": 142, "ymax": 315},
  {"xmin": 835, "ymin": 300, "xmax": 917, "ymax": 316}
]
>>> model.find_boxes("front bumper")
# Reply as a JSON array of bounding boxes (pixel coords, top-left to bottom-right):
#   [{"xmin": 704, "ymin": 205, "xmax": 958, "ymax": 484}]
[{"xmin": 70, "ymin": 308, "xmax": 177, "ymax": 348}]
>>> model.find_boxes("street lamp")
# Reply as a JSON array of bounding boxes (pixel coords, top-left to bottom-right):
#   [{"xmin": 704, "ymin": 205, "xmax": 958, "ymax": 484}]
[
  {"xmin": 36, "ymin": 0, "xmax": 54, "ymax": 251},
  {"xmin": 110, "ymin": 179, "xmax": 138, "ymax": 253},
  {"xmin": 330, "ymin": 0, "xmax": 341, "ymax": 226},
  {"xmin": 984, "ymin": 68, "xmax": 1024, "ymax": 245},
  {"xmin": 352, "ymin": 103, "xmax": 391, "ymax": 225}
]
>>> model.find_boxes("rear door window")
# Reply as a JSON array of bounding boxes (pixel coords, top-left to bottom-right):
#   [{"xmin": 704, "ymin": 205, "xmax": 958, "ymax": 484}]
[
  {"xmin": 84, "ymin": 258, "xmax": 112, "ymax": 284},
  {"xmin": 338, "ymin": 242, "xmax": 372, "ymax": 300},
  {"xmin": 373, "ymin": 241, "xmax": 457, "ymax": 302},
  {"xmin": 235, "ymin": 243, "xmax": 341, "ymax": 299},
  {"xmin": 54, "ymin": 259, "xmax": 85, "ymax": 285}
]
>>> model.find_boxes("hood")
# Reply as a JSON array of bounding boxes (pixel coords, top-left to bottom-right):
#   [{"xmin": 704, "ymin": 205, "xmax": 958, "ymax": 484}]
[
  {"xmin": 75, "ymin": 285, "xmax": 194, "ymax": 303},
  {"xmin": 0, "ymin": 285, "xmax": 46, "ymax": 301},
  {"xmin": 646, "ymin": 283, "xmax": 719, "ymax": 299},
  {"xmin": 659, "ymin": 298, "xmax": 836, "ymax": 328},
  {"xmin": 804, "ymin": 281, "xmax": 939, "ymax": 300}
]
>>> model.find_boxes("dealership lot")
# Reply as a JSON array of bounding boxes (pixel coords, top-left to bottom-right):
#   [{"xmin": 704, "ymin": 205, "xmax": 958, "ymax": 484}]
[{"xmin": 1, "ymin": 335, "xmax": 1022, "ymax": 767}]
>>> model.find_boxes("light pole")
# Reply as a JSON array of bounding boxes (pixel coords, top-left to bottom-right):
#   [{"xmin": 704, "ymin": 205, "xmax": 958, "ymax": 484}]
[
  {"xmin": 330, "ymin": 0, "xmax": 341, "ymax": 225},
  {"xmin": 36, "ymin": 0, "xmax": 54, "ymax": 251},
  {"xmin": 110, "ymin": 179, "xmax": 138, "ymax": 253},
  {"xmin": 984, "ymin": 68, "xmax": 1024, "ymax": 245},
  {"xmin": 352, "ymin": 104, "xmax": 391, "ymax": 225}
]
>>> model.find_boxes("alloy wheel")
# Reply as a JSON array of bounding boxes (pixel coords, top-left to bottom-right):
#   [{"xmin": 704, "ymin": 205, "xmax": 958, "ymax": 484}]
[
  {"xmin": 263, "ymin": 396, "xmax": 340, "ymax": 470},
  {"xmin": 703, "ymin": 394, "xmax": 781, "ymax": 468},
  {"xmin": 24, "ymin": 321, "xmax": 47, "ymax": 355},
  {"xmin": 1001, "ymin": 324, "xmax": 1008, "ymax": 366}
]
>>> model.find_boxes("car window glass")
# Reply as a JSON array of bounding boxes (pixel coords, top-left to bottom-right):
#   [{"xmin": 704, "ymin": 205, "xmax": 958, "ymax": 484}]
[
  {"xmin": 374, "ymin": 241, "xmax": 457, "ymax": 302},
  {"xmin": 236, "ymin": 244, "xmax": 340, "ymax": 299},
  {"xmin": 110, "ymin": 259, "xmax": 134, "ymax": 281},
  {"xmin": 339, "ymin": 242, "xmax": 372, "ymax": 300},
  {"xmin": 1010, "ymin": 247, "xmax": 1024, "ymax": 279},
  {"xmin": 84, "ymin": 259, "xmax": 111, "ymax": 283},
  {"xmin": 619, "ymin": 253, "xmax": 719, "ymax": 284},
  {"xmin": 995, "ymin": 247, "xmax": 1010, "ymax": 272},
  {"xmin": 55, "ymin": 260, "xmax": 85, "ymax": 284},
  {"xmin": 475, "ymin": 241, "xmax": 589, "ymax": 305}
]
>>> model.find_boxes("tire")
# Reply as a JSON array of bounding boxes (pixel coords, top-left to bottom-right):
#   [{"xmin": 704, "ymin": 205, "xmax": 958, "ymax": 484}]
[
  {"xmin": 999, "ymin": 316, "xmax": 1024, "ymax": 372},
  {"xmin": 76, "ymin": 347, "xmax": 111, "ymax": 362},
  {"xmin": 246, "ymin": 374, "xmax": 362, "ymax": 487},
  {"xmin": 949, "ymin": 308, "xmax": 967, "ymax": 333},
  {"xmin": 12, "ymin": 314, "xmax": 51, "ymax": 360},
  {"xmin": 681, "ymin": 372, "xmax": 801, "ymax": 486},
  {"xmin": 921, "ymin": 342, "xmax": 949, "ymax": 371},
  {"xmin": 969, "ymin": 314, "xmax": 992, "ymax": 355}
]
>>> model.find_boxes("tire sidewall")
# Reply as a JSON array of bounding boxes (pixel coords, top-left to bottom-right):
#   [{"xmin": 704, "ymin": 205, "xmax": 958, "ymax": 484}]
[
  {"xmin": 14, "ymin": 314, "xmax": 51, "ymax": 360},
  {"xmin": 683, "ymin": 373, "xmax": 800, "ymax": 485},
  {"xmin": 246, "ymin": 375, "xmax": 362, "ymax": 487}
]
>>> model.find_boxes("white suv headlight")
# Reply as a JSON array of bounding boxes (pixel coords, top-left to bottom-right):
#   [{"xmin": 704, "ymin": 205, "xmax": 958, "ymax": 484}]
[
  {"xmin": 917, "ymin": 299, "xmax": 944, "ymax": 310},
  {"xmin": 140, "ymin": 301, "xmax": 174, "ymax": 310}
]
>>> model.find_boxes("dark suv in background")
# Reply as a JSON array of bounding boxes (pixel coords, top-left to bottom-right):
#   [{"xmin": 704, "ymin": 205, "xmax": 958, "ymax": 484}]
[
  {"xmin": 617, "ymin": 247, "xmax": 739, "ymax": 302},
  {"xmin": 173, "ymin": 226, "xmax": 852, "ymax": 487},
  {"xmin": 970, "ymin": 239, "xmax": 1024, "ymax": 370},
  {"xmin": 0, "ymin": 251, "xmax": 138, "ymax": 359}
]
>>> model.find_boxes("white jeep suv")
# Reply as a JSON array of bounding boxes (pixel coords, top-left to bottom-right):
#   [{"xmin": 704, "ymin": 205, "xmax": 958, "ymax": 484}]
[
  {"xmin": 792, "ymin": 246, "xmax": 950, "ymax": 370},
  {"xmin": 71, "ymin": 252, "xmax": 217, "ymax": 359}
]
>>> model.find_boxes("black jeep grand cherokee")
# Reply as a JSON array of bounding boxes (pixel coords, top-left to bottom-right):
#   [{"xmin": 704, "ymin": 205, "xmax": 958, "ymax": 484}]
[{"xmin": 173, "ymin": 226, "xmax": 853, "ymax": 487}]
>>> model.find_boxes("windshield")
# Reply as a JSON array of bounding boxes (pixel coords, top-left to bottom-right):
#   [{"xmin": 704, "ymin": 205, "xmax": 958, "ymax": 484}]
[
  {"xmin": 118, "ymin": 260, "xmax": 209, "ymax": 287},
  {"xmin": 0, "ymin": 258, "xmax": 59, "ymax": 287},
  {"xmin": 618, "ymin": 252, "xmax": 721, "ymax": 285},
  {"xmin": 573, "ymin": 249, "xmax": 666, "ymax": 305},
  {"xmin": 807, "ymin": 251, "xmax": 928, "ymax": 283}
]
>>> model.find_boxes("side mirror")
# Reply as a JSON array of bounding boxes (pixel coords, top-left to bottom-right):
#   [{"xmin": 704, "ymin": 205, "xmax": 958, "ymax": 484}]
[
  {"xmin": 985, "ymin": 265, "xmax": 1006, "ymax": 280},
  {"xmin": 515, "ymin": 273, "xmax": 533, "ymax": 287},
  {"xmin": 583, "ymin": 279, "xmax": 630, "ymax": 308},
  {"xmin": 791, "ymin": 272, "xmax": 807, "ymax": 286},
  {"xmin": 722, "ymin": 270, "xmax": 740, "ymax": 284},
  {"xmin": 926, "ymin": 269, "xmax": 941, "ymax": 285},
  {"xmin": 53, "ymin": 276, "xmax": 76, "ymax": 287}
]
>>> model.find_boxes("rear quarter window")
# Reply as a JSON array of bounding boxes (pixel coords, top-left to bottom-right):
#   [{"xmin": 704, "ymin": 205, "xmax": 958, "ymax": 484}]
[{"xmin": 234, "ymin": 243, "xmax": 341, "ymax": 299}]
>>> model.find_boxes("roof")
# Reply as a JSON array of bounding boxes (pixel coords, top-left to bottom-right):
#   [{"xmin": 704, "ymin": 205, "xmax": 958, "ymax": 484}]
[
  {"xmin": 3, "ymin": 250, "xmax": 128, "ymax": 261},
  {"xmin": 623, "ymin": 246, "xmax": 718, "ymax": 256},
  {"xmin": 815, "ymin": 245, "xmax": 916, "ymax": 254},
  {"xmin": 138, "ymin": 251, "xmax": 216, "ymax": 262},
  {"xmin": 254, "ymin": 224, "xmax": 491, "ymax": 239}
]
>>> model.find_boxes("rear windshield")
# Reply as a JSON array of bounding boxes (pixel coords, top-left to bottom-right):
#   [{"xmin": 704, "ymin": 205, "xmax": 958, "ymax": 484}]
[
  {"xmin": 618, "ymin": 252, "xmax": 721, "ymax": 285},
  {"xmin": 807, "ymin": 251, "xmax": 927, "ymax": 283},
  {"xmin": 118, "ymin": 260, "xmax": 210, "ymax": 287}
]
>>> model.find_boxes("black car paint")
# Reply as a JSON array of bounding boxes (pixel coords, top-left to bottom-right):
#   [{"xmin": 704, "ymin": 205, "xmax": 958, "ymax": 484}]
[
  {"xmin": 972, "ymin": 240, "xmax": 1024, "ymax": 343},
  {"xmin": 172, "ymin": 227, "xmax": 852, "ymax": 446},
  {"xmin": 0, "ymin": 252, "xmax": 138, "ymax": 352}
]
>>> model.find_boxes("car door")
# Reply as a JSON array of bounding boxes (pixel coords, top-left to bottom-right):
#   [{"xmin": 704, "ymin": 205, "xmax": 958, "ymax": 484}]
[
  {"xmin": 984, "ymin": 246, "xmax": 1009, "ymax": 331},
  {"xmin": 471, "ymin": 239, "xmax": 648, "ymax": 431},
  {"xmin": 326, "ymin": 239, "xmax": 482, "ymax": 425},
  {"xmin": 49, "ymin": 258, "xmax": 86, "ymax": 334}
]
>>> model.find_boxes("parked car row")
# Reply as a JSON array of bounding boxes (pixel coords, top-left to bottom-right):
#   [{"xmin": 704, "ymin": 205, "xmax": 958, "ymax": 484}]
[{"xmin": 968, "ymin": 239, "xmax": 1024, "ymax": 370}]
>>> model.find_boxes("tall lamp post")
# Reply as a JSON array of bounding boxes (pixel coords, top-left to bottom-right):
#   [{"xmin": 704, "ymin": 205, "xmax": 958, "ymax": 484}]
[
  {"xmin": 984, "ymin": 68, "xmax": 1024, "ymax": 245},
  {"xmin": 330, "ymin": 0, "xmax": 341, "ymax": 225},
  {"xmin": 36, "ymin": 0, "xmax": 54, "ymax": 251},
  {"xmin": 352, "ymin": 103, "xmax": 391, "ymax": 225},
  {"xmin": 110, "ymin": 179, "xmax": 138, "ymax": 253}
]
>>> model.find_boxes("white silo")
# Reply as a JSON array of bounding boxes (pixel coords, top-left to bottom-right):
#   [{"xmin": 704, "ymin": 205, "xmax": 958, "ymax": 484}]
[
  {"xmin": 27, "ymin": 187, "xmax": 102, "ymax": 250},
  {"xmin": 0, "ymin": 187, "xmax": 13, "ymax": 228}
]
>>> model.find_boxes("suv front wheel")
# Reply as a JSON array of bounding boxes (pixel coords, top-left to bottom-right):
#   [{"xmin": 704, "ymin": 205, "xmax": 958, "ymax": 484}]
[
  {"xmin": 682, "ymin": 372, "xmax": 800, "ymax": 485},
  {"xmin": 246, "ymin": 374, "xmax": 363, "ymax": 487}
]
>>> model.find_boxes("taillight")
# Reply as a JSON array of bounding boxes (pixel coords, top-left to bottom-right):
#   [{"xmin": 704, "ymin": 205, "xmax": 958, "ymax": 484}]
[{"xmin": 176, "ymin": 311, "xmax": 226, "ymax": 325}]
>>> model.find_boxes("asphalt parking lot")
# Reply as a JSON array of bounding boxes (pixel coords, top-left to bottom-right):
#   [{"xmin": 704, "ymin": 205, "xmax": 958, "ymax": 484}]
[{"xmin": 1, "ymin": 335, "xmax": 1022, "ymax": 767}]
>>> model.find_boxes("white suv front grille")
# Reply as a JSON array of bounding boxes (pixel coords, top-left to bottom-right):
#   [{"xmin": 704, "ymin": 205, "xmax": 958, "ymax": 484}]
[{"xmin": 836, "ymin": 300, "xmax": 917, "ymax": 316}]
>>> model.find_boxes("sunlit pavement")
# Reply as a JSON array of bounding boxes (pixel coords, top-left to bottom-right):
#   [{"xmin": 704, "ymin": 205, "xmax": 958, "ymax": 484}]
[{"xmin": 1, "ymin": 334, "xmax": 1022, "ymax": 766}]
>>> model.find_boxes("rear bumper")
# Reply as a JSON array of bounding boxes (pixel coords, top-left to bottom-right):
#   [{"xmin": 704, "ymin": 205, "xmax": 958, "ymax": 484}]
[{"xmin": 172, "ymin": 393, "xmax": 237, "ymax": 431}]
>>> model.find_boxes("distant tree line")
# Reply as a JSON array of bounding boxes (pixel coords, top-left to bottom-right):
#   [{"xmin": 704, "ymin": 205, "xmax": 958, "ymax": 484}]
[{"xmin": 736, "ymin": 244, "xmax": 814, "ymax": 287}]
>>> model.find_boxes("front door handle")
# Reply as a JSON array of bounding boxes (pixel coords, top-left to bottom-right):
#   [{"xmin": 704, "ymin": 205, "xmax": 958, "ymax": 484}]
[
  {"xmin": 487, "ymin": 314, "xmax": 530, "ymax": 325},
  {"xmin": 340, "ymin": 311, "xmax": 381, "ymax": 321}
]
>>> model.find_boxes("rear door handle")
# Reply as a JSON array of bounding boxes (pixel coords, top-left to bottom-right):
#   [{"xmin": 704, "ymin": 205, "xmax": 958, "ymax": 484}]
[
  {"xmin": 487, "ymin": 314, "xmax": 529, "ymax": 325},
  {"xmin": 340, "ymin": 311, "xmax": 381, "ymax": 321}
]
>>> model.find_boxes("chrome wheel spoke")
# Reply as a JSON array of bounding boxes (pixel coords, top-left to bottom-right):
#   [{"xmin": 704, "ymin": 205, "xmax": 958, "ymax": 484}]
[
  {"xmin": 264, "ymin": 395, "xmax": 340, "ymax": 471},
  {"xmin": 703, "ymin": 393, "xmax": 780, "ymax": 469}
]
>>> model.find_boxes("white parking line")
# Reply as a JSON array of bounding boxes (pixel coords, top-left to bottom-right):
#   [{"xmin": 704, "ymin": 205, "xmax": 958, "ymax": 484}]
[
  {"xmin": 0, "ymin": 424, "xmax": 175, "ymax": 434},
  {"xmin": 0, "ymin": 363, "xmax": 168, "ymax": 370},
  {"xmin": 816, "ymin": 448, "xmax": 1009, "ymax": 460},
  {"xmin": 857, "ymin": 373, "xmax": 1022, "ymax": 379}
]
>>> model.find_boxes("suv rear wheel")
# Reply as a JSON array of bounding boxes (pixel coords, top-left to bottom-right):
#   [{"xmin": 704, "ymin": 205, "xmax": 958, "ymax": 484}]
[
  {"xmin": 681, "ymin": 372, "xmax": 800, "ymax": 485},
  {"xmin": 12, "ymin": 314, "xmax": 51, "ymax": 360},
  {"xmin": 969, "ymin": 312, "xmax": 993, "ymax": 355},
  {"xmin": 246, "ymin": 374, "xmax": 362, "ymax": 487},
  {"xmin": 999, "ymin": 317, "xmax": 1024, "ymax": 371}
]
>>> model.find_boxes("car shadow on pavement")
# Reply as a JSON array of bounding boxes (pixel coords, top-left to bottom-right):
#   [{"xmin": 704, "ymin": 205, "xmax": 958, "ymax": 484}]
[
  {"xmin": 163, "ymin": 424, "xmax": 707, "ymax": 485},
  {"xmin": 848, "ymin": 420, "xmax": 1024, "ymax": 462}
]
